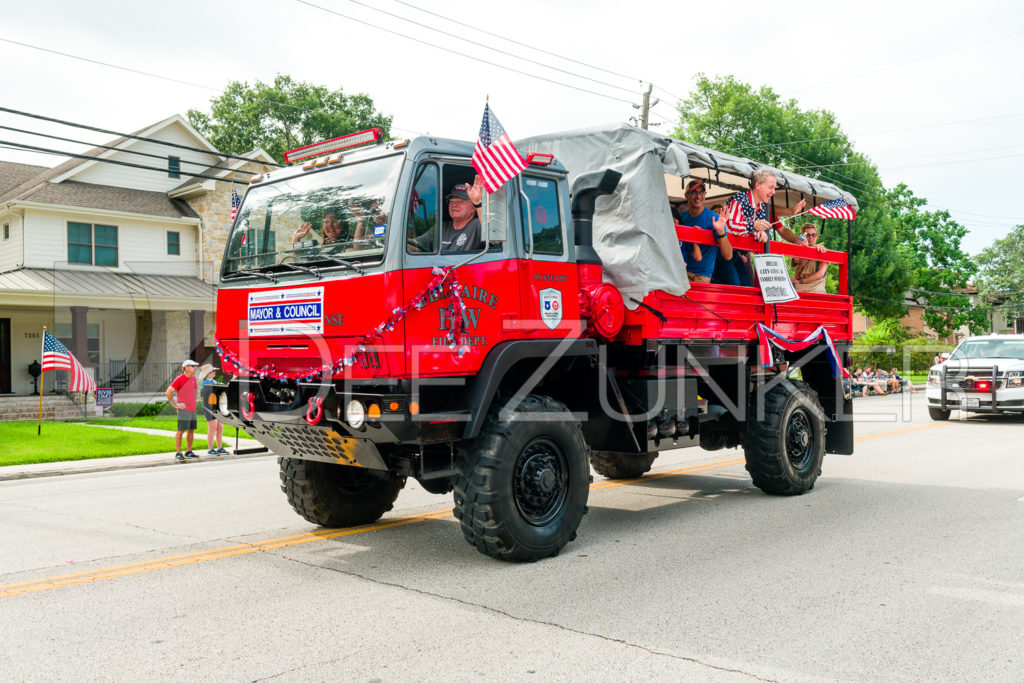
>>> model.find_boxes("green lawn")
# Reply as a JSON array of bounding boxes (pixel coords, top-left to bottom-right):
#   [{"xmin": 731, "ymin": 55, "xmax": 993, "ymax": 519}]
[
  {"xmin": 0, "ymin": 421, "xmax": 181, "ymax": 467},
  {"xmin": 88, "ymin": 416, "xmax": 252, "ymax": 439}
]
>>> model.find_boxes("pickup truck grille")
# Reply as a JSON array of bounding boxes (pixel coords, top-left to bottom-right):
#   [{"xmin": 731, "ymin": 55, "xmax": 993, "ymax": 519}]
[{"xmin": 941, "ymin": 370, "xmax": 1004, "ymax": 390}]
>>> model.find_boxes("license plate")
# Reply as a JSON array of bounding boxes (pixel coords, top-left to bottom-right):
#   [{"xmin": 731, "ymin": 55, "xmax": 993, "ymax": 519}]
[{"xmin": 960, "ymin": 397, "xmax": 980, "ymax": 408}]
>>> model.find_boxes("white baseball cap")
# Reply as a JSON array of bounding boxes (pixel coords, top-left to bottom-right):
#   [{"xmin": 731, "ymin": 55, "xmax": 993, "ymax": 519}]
[{"xmin": 182, "ymin": 359, "xmax": 199, "ymax": 367}]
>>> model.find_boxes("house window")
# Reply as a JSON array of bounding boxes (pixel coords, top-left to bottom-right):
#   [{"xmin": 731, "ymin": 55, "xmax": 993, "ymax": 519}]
[
  {"xmin": 56, "ymin": 322, "xmax": 100, "ymax": 365},
  {"xmin": 67, "ymin": 222, "xmax": 118, "ymax": 266},
  {"xmin": 168, "ymin": 156, "xmax": 181, "ymax": 179},
  {"xmin": 167, "ymin": 231, "xmax": 180, "ymax": 255},
  {"xmin": 3, "ymin": 223, "xmax": 8, "ymax": 240}
]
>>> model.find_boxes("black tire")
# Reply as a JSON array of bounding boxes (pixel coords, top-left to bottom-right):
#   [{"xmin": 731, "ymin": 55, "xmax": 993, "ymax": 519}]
[
  {"xmin": 744, "ymin": 380, "xmax": 825, "ymax": 496},
  {"xmin": 589, "ymin": 450, "xmax": 658, "ymax": 479},
  {"xmin": 928, "ymin": 406, "xmax": 951, "ymax": 421},
  {"xmin": 279, "ymin": 457, "xmax": 405, "ymax": 527},
  {"xmin": 453, "ymin": 394, "xmax": 591, "ymax": 562}
]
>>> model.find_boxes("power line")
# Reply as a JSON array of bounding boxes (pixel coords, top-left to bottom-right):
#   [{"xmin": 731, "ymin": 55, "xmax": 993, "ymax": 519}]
[
  {"xmin": 0, "ymin": 123, "xmax": 254, "ymax": 177},
  {"xmin": 0, "ymin": 139, "xmax": 254, "ymax": 185},
  {"xmin": 0, "ymin": 105, "xmax": 283, "ymax": 167},
  {"xmin": 390, "ymin": 0, "xmax": 641, "ymax": 85},
  {"xmin": 296, "ymin": 0, "xmax": 635, "ymax": 105},
  {"xmin": 342, "ymin": 0, "xmax": 639, "ymax": 98}
]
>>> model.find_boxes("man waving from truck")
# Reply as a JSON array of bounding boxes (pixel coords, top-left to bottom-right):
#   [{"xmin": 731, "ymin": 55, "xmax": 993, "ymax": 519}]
[{"xmin": 410, "ymin": 177, "xmax": 485, "ymax": 253}]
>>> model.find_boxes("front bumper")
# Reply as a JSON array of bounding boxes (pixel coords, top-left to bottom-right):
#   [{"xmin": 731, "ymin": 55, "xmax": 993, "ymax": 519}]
[{"xmin": 925, "ymin": 384, "xmax": 1024, "ymax": 413}]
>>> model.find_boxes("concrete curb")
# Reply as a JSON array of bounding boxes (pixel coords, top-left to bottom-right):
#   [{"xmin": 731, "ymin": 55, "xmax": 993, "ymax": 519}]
[{"xmin": 0, "ymin": 448, "xmax": 275, "ymax": 482}]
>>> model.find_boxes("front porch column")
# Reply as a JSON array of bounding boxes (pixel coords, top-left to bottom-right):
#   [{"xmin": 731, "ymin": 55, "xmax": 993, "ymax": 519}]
[
  {"xmin": 70, "ymin": 306, "xmax": 89, "ymax": 364},
  {"xmin": 189, "ymin": 309, "xmax": 205, "ymax": 361}
]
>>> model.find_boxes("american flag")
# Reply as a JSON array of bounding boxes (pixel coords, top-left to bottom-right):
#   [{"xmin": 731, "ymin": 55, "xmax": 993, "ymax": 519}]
[
  {"xmin": 725, "ymin": 191, "xmax": 769, "ymax": 237},
  {"xmin": 808, "ymin": 197, "xmax": 856, "ymax": 220},
  {"xmin": 230, "ymin": 188, "xmax": 241, "ymax": 222},
  {"xmin": 472, "ymin": 103, "xmax": 527, "ymax": 193},
  {"xmin": 41, "ymin": 331, "xmax": 97, "ymax": 392}
]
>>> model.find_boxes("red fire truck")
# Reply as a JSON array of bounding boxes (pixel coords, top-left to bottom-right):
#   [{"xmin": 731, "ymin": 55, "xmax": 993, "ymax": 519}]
[{"xmin": 211, "ymin": 124, "xmax": 856, "ymax": 561}]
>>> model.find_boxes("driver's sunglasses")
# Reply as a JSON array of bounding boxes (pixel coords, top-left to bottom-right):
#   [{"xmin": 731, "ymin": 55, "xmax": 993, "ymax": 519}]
[{"xmin": 805, "ymin": 232, "xmax": 818, "ymax": 237}]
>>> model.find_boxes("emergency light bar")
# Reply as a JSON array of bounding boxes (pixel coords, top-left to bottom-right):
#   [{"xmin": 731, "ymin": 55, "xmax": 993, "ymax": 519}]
[
  {"xmin": 526, "ymin": 152, "xmax": 554, "ymax": 166},
  {"xmin": 284, "ymin": 128, "xmax": 383, "ymax": 164}
]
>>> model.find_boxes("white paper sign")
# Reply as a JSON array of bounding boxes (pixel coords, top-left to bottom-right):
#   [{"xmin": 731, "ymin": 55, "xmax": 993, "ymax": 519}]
[{"xmin": 752, "ymin": 254, "xmax": 799, "ymax": 304}]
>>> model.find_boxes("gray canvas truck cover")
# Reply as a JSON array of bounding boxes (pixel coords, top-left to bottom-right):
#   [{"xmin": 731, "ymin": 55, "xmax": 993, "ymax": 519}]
[{"xmin": 517, "ymin": 123, "xmax": 858, "ymax": 309}]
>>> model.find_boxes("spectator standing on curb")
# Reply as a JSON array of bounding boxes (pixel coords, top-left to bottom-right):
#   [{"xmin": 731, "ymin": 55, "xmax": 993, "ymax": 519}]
[
  {"xmin": 166, "ymin": 359, "xmax": 199, "ymax": 462},
  {"xmin": 198, "ymin": 363, "xmax": 226, "ymax": 456}
]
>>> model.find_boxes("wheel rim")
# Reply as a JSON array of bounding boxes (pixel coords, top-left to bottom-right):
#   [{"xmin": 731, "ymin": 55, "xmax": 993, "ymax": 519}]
[
  {"xmin": 785, "ymin": 408, "xmax": 815, "ymax": 471},
  {"xmin": 513, "ymin": 437, "xmax": 569, "ymax": 526}
]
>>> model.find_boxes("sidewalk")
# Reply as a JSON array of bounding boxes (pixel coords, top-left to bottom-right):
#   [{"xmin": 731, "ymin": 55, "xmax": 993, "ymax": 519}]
[{"xmin": 1, "ymin": 424, "xmax": 272, "ymax": 482}]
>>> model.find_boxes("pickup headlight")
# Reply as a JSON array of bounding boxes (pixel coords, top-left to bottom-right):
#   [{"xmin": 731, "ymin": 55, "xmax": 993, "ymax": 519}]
[
  {"xmin": 927, "ymin": 370, "xmax": 942, "ymax": 387},
  {"xmin": 1007, "ymin": 371, "xmax": 1024, "ymax": 388}
]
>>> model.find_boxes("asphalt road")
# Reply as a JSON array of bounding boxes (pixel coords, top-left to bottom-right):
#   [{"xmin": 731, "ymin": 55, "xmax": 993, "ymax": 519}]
[{"xmin": 1, "ymin": 393, "xmax": 1022, "ymax": 681}]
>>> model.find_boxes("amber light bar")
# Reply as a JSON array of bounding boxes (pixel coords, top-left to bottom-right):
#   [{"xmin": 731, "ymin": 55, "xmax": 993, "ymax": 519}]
[{"xmin": 284, "ymin": 128, "xmax": 382, "ymax": 163}]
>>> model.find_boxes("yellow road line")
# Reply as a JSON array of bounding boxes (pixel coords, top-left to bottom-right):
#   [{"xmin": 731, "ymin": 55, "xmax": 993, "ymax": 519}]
[{"xmin": 0, "ymin": 420, "xmax": 947, "ymax": 599}]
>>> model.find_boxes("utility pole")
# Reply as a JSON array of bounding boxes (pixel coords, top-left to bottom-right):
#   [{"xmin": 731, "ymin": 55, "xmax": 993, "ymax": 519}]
[{"xmin": 637, "ymin": 83, "xmax": 659, "ymax": 130}]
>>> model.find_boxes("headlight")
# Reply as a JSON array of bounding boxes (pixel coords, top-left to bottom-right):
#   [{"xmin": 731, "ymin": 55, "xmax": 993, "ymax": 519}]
[
  {"xmin": 927, "ymin": 370, "xmax": 941, "ymax": 387},
  {"xmin": 345, "ymin": 400, "xmax": 366, "ymax": 429},
  {"xmin": 218, "ymin": 392, "xmax": 230, "ymax": 416},
  {"xmin": 1007, "ymin": 371, "xmax": 1023, "ymax": 388}
]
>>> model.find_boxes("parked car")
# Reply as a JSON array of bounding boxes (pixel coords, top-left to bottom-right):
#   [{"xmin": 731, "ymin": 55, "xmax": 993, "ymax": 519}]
[{"xmin": 925, "ymin": 334, "xmax": 1024, "ymax": 419}]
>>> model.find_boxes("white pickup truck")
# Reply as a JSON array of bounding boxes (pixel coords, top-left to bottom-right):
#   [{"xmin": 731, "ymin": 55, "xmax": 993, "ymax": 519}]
[{"xmin": 926, "ymin": 334, "xmax": 1024, "ymax": 419}]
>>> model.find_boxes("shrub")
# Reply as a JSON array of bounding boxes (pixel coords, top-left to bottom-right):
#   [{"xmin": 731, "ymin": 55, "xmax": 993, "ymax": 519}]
[
  {"xmin": 850, "ymin": 317, "xmax": 954, "ymax": 373},
  {"xmin": 108, "ymin": 401, "xmax": 175, "ymax": 417}
]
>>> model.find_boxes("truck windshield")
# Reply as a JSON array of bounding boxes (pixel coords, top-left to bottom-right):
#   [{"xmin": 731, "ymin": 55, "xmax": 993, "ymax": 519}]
[
  {"xmin": 223, "ymin": 154, "xmax": 403, "ymax": 275},
  {"xmin": 950, "ymin": 339, "xmax": 1024, "ymax": 360}
]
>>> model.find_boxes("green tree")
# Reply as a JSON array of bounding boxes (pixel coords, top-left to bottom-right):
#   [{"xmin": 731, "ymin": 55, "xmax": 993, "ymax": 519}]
[
  {"xmin": 187, "ymin": 74, "xmax": 393, "ymax": 164},
  {"xmin": 976, "ymin": 224, "xmax": 1024, "ymax": 325},
  {"xmin": 885, "ymin": 184, "xmax": 987, "ymax": 337},
  {"xmin": 673, "ymin": 74, "xmax": 912, "ymax": 319}
]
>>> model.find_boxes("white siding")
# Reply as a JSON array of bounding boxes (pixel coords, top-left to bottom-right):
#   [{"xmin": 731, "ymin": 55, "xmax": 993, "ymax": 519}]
[
  {"xmin": 70, "ymin": 121, "xmax": 221, "ymax": 193},
  {"xmin": 23, "ymin": 208, "xmax": 197, "ymax": 276},
  {"xmin": 0, "ymin": 213, "xmax": 24, "ymax": 271}
]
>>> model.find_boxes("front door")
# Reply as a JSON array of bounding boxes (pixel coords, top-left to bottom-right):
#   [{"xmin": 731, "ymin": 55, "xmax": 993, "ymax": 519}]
[{"xmin": 0, "ymin": 319, "xmax": 10, "ymax": 393}]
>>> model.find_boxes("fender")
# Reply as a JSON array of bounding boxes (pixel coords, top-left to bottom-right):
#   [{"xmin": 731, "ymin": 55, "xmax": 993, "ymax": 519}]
[{"xmin": 458, "ymin": 338, "xmax": 597, "ymax": 440}]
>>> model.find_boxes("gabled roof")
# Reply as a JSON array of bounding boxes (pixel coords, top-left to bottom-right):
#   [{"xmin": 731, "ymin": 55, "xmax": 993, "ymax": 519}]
[
  {"xmin": 0, "ymin": 160, "xmax": 48, "ymax": 197},
  {"xmin": 15, "ymin": 180, "xmax": 198, "ymax": 219},
  {"xmin": 169, "ymin": 148, "xmax": 277, "ymax": 193}
]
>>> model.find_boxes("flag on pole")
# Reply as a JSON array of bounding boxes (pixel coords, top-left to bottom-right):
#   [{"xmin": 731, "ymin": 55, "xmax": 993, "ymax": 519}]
[
  {"xmin": 41, "ymin": 331, "xmax": 97, "ymax": 392},
  {"xmin": 230, "ymin": 188, "xmax": 241, "ymax": 222},
  {"xmin": 472, "ymin": 103, "xmax": 527, "ymax": 193},
  {"xmin": 808, "ymin": 198, "xmax": 856, "ymax": 220}
]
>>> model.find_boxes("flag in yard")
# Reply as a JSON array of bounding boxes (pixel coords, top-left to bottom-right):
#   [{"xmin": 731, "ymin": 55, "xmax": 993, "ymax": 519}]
[
  {"xmin": 41, "ymin": 331, "xmax": 97, "ymax": 392},
  {"xmin": 808, "ymin": 197, "xmax": 856, "ymax": 220},
  {"xmin": 472, "ymin": 103, "xmax": 527, "ymax": 193},
  {"xmin": 230, "ymin": 188, "xmax": 241, "ymax": 222}
]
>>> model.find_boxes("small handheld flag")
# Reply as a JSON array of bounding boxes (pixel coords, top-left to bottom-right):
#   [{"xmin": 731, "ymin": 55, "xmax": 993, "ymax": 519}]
[
  {"xmin": 230, "ymin": 188, "xmax": 241, "ymax": 222},
  {"xmin": 471, "ymin": 103, "xmax": 527, "ymax": 194},
  {"xmin": 808, "ymin": 198, "xmax": 856, "ymax": 220}
]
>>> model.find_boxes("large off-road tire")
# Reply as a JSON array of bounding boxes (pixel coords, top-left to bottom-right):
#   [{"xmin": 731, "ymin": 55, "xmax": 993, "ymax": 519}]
[
  {"xmin": 279, "ymin": 457, "xmax": 405, "ymax": 527},
  {"xmin": 453, "ymin": 394, "xmax": 591, "ymax": 562},
  {"xmin": 928, "ymin": 406, "xmax": 951, "ymax": 421},
  {"xmin": 744, "ymin": 380, "xmax": 825, "ymax": 496},
  {"xmin": 589, "ymin": 450, "xmax": 658, "ymax": 479}
]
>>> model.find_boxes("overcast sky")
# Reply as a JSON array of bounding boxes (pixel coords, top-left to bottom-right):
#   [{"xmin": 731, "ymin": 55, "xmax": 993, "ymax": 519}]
[{"xmin": 2, "ymin": 0, "xmax": 1021, "ymax": 254}]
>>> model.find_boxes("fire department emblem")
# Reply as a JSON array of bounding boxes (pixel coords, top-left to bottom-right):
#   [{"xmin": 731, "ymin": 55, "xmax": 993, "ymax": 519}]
[{"xmin": 539, "ymin": 288, "xmax": 562, "ymax": 329}]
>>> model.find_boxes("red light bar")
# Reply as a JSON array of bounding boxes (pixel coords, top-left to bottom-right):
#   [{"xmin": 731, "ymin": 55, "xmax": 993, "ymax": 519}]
[
  {"xmin": 284, "ymin": 128, "xmax": 383, "ymax": 164},
  {"xmin": 527, "ymin": 152, "xmax": 554, "ymax": 166}
]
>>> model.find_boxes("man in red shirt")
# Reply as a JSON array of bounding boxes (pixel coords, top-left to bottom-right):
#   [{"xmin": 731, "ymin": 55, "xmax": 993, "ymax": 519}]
[{"xmin": 166, "ymin": 359, "xmax": 199, "ymax": 461}]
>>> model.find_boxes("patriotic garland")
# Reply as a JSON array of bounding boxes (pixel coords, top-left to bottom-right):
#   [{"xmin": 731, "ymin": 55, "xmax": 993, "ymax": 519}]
[
  {"xmin": 756, "ymin": 323, "xmax": 842, "ymax": 378},
  {"xmin": 216, "ymin": 266, "xmax": 469, "ymax": 382}
]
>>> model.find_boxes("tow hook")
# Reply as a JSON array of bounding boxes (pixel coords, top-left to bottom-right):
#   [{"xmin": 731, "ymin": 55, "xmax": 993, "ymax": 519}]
[
  {"xmin": 305, "ymin": 396, "xmax": 325, "ymax": 425},
  {"xmin": 240, "ymin": 392, "xmax": 256, "ymax": 420}
]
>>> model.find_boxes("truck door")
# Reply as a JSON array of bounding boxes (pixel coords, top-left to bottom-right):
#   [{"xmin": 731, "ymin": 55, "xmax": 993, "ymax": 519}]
[
  {"xmin": 513, "ymin": 173, "xmax": 582, "ymax": 340},
  {"xmin": 402, "ymin": 159, "xmax": 521, "ymax": 378}
]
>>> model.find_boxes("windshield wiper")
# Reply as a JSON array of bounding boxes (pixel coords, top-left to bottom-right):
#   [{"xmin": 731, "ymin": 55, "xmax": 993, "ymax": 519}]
[
  {"xmin": 311, "ymin": 256, "xmax": 365, "ymax": 275},
  {"xmin": 278, "ymin": 262, "xmax": 322, "ymax": 279},
  {"xmin": 222, "ymin": 269, "xmax": 278, "ymax": 283}
]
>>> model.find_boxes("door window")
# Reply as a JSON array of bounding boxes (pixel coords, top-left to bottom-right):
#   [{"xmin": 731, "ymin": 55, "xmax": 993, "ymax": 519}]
[{"xmin": 519, "ymin": 176, "xmax": 563, "ymax": 255}]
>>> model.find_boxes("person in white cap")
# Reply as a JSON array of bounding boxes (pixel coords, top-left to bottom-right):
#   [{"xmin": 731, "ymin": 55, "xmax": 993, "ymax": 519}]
[
  {"xmin": 165, "ymin": 359, "xmax": 200, "ymax": 462},
  {"xmin": 197, "ymin": 363, "xmax": 226, "ymax": 455}
]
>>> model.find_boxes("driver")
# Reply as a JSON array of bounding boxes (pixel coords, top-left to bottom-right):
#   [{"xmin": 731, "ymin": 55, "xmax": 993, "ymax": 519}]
[{"xmin": 409, "ymin": 177, "xmax": 484, "ymax": 252}]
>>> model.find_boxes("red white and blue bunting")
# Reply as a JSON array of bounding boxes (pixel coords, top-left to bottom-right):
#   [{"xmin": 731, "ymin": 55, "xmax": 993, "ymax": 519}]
[
  {"xmin": 756, "ymin": 323, "xmax": 841, "ymax": 378},
  {"xmin": 216, "ymin": 266, "xmax": 469, "ymax": 382}
]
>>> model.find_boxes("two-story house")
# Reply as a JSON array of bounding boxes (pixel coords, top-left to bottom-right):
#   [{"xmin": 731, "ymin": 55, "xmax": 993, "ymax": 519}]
[{"xmin": 0, "ymin": 114, "xmax": 274, "ymax": 395}]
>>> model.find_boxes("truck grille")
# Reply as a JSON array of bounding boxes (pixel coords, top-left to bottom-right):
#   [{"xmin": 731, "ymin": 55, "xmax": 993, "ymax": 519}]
[{"xmin": 941, "ymin": 370, "xmax": 1004, "ymax": 390}]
